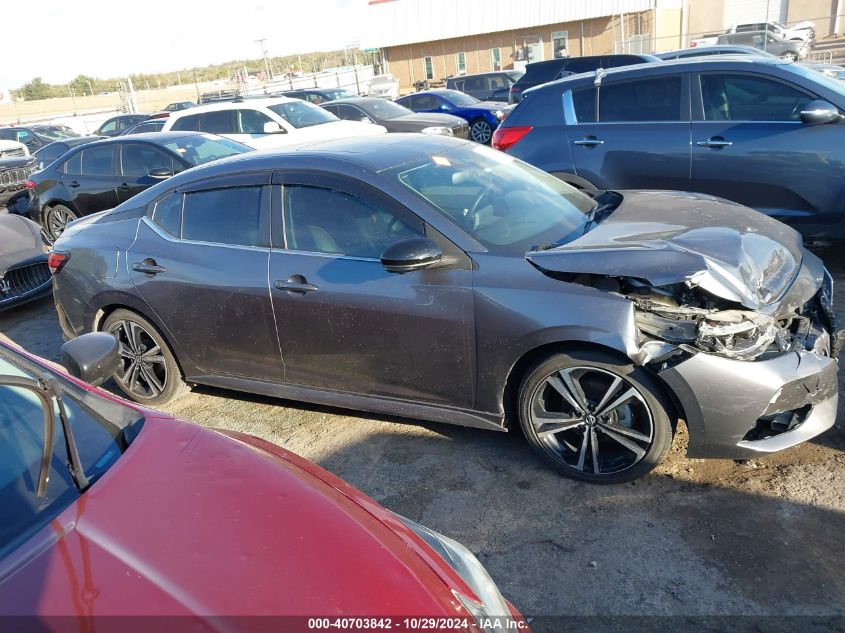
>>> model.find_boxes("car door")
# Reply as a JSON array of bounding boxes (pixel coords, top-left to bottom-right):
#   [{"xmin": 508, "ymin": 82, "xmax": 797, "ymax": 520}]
[
  {"xmin": 268, "ymin": 171, "xmax": 475, "ymax": 407},
  {"xmin": 198, "ymin": 110, "xmax": 241, "ymax": 143},
  {"xmin": 564, "ymin": 73, "xmax": 691, "ymax": 191},
  {"xmin": 127, "ymin": 175, "xmax": 282, "ymax": 381},
  {"xmin": 15, "ymin": 129, "xmax": 42, "ymax": 152},
  {"xmin": 62, "ymin": 145, "xmax": 121, "ymax": 214},
  {"xmin": 690, "ymin": 71, "xmax": 841, "ymax": 225},
  {"xmin": 118, "ymin": 142, "xmax": 180, "ymax": 202}
]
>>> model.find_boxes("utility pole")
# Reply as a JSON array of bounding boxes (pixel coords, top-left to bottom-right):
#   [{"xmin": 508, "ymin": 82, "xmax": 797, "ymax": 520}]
[
  {"xmin": 86, "ymin": 79, "xmax": 94, "ymax": 96},
  {"xmin": 256, "ymin": 38, "xmax": 271, "ymax": 81}
]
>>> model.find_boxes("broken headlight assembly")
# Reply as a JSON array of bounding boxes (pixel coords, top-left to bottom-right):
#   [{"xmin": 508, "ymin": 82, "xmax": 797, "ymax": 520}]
[{"xmin": 626, "ymin": 279, "xmax": 830, "ymax": 362}]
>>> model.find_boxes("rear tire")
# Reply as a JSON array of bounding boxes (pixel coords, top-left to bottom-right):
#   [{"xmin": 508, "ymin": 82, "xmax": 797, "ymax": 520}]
[
  {"xmin": 470, "ymin": 119, "xmax": 493, "ymax": 144},
  {"xmin": 102, "ymin": 309, "xmax": 189, "ymax": 406},
  {"xmin": 44, "ymin": 204, "xmax": 77, "ymax": 241},
  {"xmin": 518, "ymin": 350, "xmax": 673, "ymax": 484}
]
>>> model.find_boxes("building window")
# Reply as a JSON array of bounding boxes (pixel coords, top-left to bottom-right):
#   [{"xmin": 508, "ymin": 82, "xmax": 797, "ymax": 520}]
[
  {"xmin": 552, "ymin": 30, "xmax": 569, "ymax": 58},
  {"xmin": 423, "ymin": 56, "xmax": 434, "ymax": 80},
  {"xmin": 491, "ymin": 47, "xmax": 501, "ymax": 71},
  {"xmin": 456, "ymin": 52, "xmax": 466, "ymax": 76}
]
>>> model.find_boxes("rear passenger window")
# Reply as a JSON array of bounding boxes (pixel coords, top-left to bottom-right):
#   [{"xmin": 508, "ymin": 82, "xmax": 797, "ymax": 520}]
[
  {"xmin": 153, "ymin": 192, "xmax": 182, "ymax": 237},
  {"xmin": 701, "ymin": 74, "xmax": 814, "ymax": 121},
  {"xmin": 199, "ymin": 111, "xmax": 235, "ymax": 134},
  {"xmin": 572, "ymin": 88, "xmax": 597, "ymax": 123},
  {"xmin": 181, "ymin": 187, "xmax": 265, "ymax": 247},
  {"xmin": 599, "ymin": 77, "xmax": 683, "ymax": 122},
  {"xmin": 81, "ymin": 146, "xmax": 117, "ymax": 176},
  {"xmin": 62, "ymin": 152, "xmax": 83, "ymax": 175},
  {"xmin": 170, "ymin": 114, "xmax": 201, "ymax": 132}
]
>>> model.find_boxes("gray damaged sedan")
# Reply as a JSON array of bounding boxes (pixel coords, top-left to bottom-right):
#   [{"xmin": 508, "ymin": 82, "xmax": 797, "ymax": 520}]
[{"xmin": 50, "ymin": 135, "xmax": 840, "ymax": 483}]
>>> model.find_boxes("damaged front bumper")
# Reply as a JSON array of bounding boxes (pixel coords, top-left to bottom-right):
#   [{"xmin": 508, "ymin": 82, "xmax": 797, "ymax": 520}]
[{"xmin": 659, "ymin": 349, "xmax": 838, "ymax": 459}]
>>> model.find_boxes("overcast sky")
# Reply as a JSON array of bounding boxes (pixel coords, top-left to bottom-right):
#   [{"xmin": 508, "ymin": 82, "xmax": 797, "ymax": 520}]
[{"xmin": 0, "ymin": 0, "xmax": 367, "ymax": 88}]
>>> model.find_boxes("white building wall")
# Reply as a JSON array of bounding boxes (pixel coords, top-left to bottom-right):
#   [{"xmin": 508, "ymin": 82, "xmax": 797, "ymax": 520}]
[
  {"xmin": 725, "ymin": 0, "xmax": 787, "ymax": 26},
  {"xmin": 361, "ymin": 0, "xmax": 654, "ymax": 48}
]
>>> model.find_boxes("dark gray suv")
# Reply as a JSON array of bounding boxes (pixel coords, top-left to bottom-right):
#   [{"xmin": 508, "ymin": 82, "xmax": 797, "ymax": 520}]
[{"xmin": 496, "ymin": 56, "xmax": 845, "ymax": 239}]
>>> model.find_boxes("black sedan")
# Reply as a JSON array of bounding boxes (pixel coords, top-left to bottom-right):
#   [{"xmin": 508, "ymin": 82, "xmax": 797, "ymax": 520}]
[
  {"xmin": 322, "ymin": 97, "xmax": 469, "ymax": 138},
  {"xmin": 0, "ymin": 125, "xmax": 80, "ymax": 153},
  {"xmin": 51, "ymin": 135, "xmax": 839, "ymax": 484},
  {"xmin": 279, "ymin": 88, "xmax": 358, "ymax": 104},
  {"xmin": 94, "ymin": 114, "xmax": 151, "ymax": 137},
  {"xmin": 28, "ymin": 132, "xmax": 250, "ymax": 240}
]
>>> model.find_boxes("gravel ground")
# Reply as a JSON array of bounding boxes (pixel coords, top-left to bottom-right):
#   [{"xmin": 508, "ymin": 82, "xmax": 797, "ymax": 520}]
[{"xmin": 1, "ymin": 250, "xmax": 844, "ymax": 631}]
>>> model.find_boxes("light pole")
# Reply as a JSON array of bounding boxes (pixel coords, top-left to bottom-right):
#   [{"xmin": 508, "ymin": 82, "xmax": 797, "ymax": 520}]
[{"xmin": 256, "ymin": 38, "xmax": 271, "ymax": 81}]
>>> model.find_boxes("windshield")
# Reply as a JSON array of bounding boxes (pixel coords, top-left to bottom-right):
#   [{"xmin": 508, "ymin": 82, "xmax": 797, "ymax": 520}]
[
  {"xmin": 162, "ymin": 134, "xmax": 250, "ymax": 165},
  {"xmin": 439, "ymin": 90, "xmax": 480, "ymax": 106},
  {"xmin": 359, "ymin": 99, "xmax": 413, "ymax": 119},
  {"xmin": 268, "ymin": 101, "xmax": 339, "ymax": 128},
  {"xmin": 0, "ymin": 346, "xmax": 140, "ymax": 559},
  {"xmin": 391, "ymin": 144, "xmax": 595, "ymax": 252},
  {"xmin": 33, "ymin": 126, "xmax": 78, "ymax": 140},
  {"xmin": 506, "ymin": 71, "xmax": 525, "ymax": 82}
]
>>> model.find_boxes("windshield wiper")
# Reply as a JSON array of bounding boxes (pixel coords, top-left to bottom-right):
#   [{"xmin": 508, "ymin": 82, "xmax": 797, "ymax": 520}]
[
  {"xmin": 1, "ymin": 373, "xmax": 90, "ymax": 497},
  {"xmin": 582, "ymin": 191, "xmax": 622, "ymax": 235}
]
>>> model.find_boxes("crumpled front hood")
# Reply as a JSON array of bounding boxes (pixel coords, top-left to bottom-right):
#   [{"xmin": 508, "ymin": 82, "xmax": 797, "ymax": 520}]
[{"xmin": 527, "ymin": 191, "xmax": 806, "ymax": 310}]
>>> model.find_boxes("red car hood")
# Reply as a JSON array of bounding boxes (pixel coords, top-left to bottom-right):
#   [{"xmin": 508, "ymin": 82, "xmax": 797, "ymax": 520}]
[{"xmin": 0, "ymin": 418, "xmax": 465, "ymax": 618}]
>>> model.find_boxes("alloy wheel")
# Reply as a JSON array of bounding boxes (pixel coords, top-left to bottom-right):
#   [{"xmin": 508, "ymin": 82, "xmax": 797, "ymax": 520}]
[
  {"xmin": 106, "ymin": 319, "xmax": 168, "ymax": 399},
  {"xmin": 471, "ymin": 120, "xmax": 493, "ymax": 144},
  {"xmin": 46, "ymin": 206, "xmax": 77, "ymax": 240},
  {"xmin": 528, "ymin": 366, "xmax": 654, "ymax": 476}
]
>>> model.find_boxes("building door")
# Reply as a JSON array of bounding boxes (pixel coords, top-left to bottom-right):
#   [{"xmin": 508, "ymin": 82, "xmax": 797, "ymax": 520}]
[{"xmin": 514, "ymin": 35, "xmax": 543, "ymax": 72}]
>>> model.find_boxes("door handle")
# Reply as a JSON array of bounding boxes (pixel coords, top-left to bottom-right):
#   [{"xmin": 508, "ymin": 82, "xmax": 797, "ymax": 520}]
[
  {"xmin": 696, "ymin": 137, "xmax": 733, "ymax": 149},
  {"xmin": 132, "ymin": 259, "xmax": 166, "ymax": 275},
  {"xmin": 573, "ymin": 136, "xmax": 604, "ymax": 147},
  {"xmin": 275, "ymin": 276, "xmax": 318, "ymax": 294},
  {"xmin": 68, "ymin": 180, "xmax": 81, "ymax": 188}
]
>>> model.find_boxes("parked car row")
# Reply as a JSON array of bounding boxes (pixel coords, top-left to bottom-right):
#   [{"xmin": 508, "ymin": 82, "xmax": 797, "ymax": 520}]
[{"xmin": 689, "ymin": 19, "xmax": 815, "ymax": 60}]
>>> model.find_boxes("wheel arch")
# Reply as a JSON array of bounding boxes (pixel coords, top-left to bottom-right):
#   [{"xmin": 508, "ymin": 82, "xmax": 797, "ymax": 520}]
[
  {"xmin": 502, "ymin": 341, "xmax": 684, "ymax": 432},
  {"xmin": 93, "ymin": 301, "xmax": 191, "ymax": 380}
]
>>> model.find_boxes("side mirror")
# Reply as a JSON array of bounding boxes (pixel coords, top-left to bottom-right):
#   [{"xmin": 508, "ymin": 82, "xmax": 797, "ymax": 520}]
[
  {"xmin": 263, "ymin": 121, "xmax": 284, "ymax": 134},
  {"xmin": 800, "ymin": 100, "xmax": 841, "ymax": 125},
  {"xmin": 440, "ymin": 105, "xmax": 450, "ymax": 111},
  {"xmin": 60, "ymin": 332, "xmax": 120, "ymax": 387},
  {"xmin": 148, "ymin": 168, "xmax": 173, "ymax": 179},
  {"xmin": 360, "ymin": 117, "xmax": 373, "ymax": 123},
  {"xmin": 381, "ymin": 237, "xmax": 442, "ymax": 274}
]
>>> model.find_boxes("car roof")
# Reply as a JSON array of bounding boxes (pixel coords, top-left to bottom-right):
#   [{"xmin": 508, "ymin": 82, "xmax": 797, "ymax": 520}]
[
  {"xmin": 449, "ymin": 71, "xmax": 516, "ymax": 78},
  {"xmin": 532, "ymin": 55, "xmax": 794, "ymax": 93},
  {"xmin": 128, "ymin": 134, "xmax": 470, "ymax": 198},
  {"xmin": 655, "ymin": 44, "xmax": 767, "ymax": 57},
  {"xmin": 169, "ymin": 97, "xmax": 299, "ymax": 115},
  {"xmin": 323, "ymin": 96, "xmax": 389, "ymax": 106}
]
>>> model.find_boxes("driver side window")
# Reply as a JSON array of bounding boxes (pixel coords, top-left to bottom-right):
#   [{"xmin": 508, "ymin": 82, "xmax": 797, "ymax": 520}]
[
  {"xmin": 701, "ymin": 74, "xmax": 814, "ymax": 121},
  {"xmin": 282, "ymin": 185, "xmax": 422, "ymax": 258}
]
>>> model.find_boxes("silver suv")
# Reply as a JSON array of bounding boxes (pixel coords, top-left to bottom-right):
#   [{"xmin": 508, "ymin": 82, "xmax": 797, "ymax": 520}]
[{"xmin": 717, "ymin": 31, "xmax": 807, "ymax": 60}]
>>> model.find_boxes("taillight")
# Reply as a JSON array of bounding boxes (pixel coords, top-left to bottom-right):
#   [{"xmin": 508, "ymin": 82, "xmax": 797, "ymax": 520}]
[
  {"xmin": 492, "ymin": 126, "xmax": 533, "ymax": 152},
  {"xmin": 25, "ymin": 180, "xmax": 35, "ymax": 189},
  {"xmin": 48, "ymin": 251, "xmax": 70, "ymax": 274},
  {"xmin": 691, "ymin": 41, "xmax": 698, "ymax": 47}
]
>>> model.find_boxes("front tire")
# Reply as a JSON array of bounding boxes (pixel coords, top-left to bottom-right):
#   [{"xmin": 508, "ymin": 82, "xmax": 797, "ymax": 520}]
[
  {"xmin": 102, "ymin": 309, "xmax": 189, "ymax": 406},
  {"xmin": 518, "ymin": 350, "xmax": 673, "ymax": 484},
  {"xmin": 470, "ymin": 119, "xmax": 493, "ymax": 144},
  {"xmin": 44, "ymin": 204, "xmax": 78, "ymax": 241},
  {"xmin": 781, "ymin": 51, "xmax": 798, "ymax": 61}
]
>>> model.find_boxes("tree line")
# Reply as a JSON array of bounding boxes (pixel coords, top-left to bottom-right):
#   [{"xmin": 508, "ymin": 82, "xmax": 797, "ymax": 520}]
[{"xmin": 14, "ymin": 48, "xmax": 374, "ymax": 101}]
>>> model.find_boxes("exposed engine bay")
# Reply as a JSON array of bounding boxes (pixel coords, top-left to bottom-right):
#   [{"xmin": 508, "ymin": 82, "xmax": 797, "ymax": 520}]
[{"xmin": 568, "ymin": 274, "xmax": 834, "ymax": 362}]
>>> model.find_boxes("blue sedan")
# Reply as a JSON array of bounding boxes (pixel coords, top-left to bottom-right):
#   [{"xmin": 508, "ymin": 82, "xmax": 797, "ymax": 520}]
[{"xmin": 395, "ymin": 89, "xmax": 504, "ymax": 144}]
